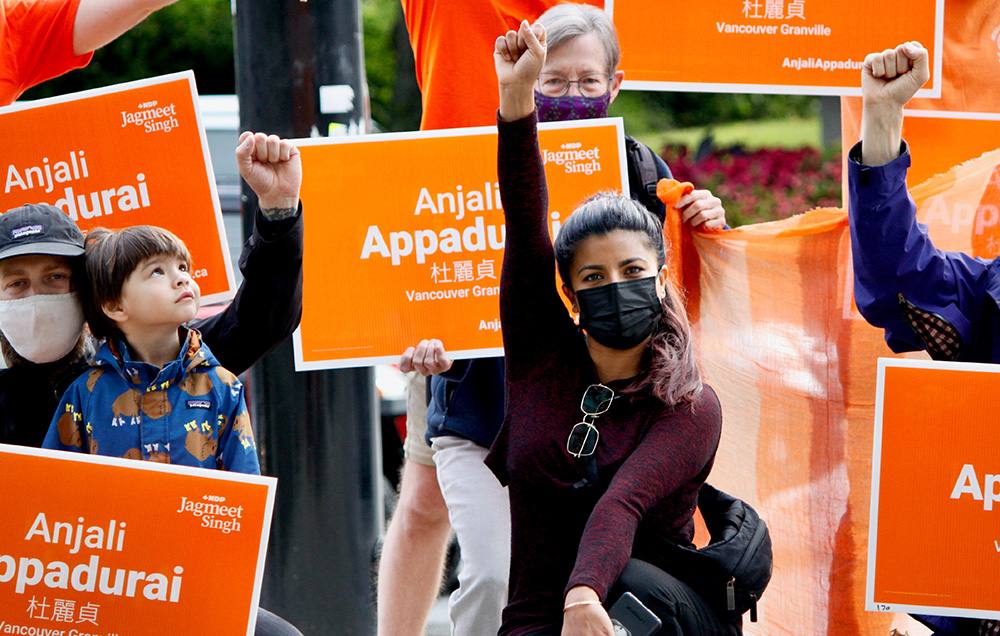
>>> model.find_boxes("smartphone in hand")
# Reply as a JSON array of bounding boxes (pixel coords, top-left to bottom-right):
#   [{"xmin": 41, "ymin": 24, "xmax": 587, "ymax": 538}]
[{"xmin": 608, "ymin": 591, "xmax": 661, "ymax": 636}]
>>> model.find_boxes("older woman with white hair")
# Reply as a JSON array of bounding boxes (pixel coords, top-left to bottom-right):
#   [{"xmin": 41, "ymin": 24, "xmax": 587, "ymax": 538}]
[{"xmin": 533, "ymin": 3, "xmax": 724, "ymax": 227}]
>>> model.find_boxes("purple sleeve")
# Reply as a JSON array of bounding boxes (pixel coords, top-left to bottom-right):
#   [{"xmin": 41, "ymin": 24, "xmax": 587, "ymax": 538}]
[
  {"xmin": 565, "ymin": 389, "xmax": 722, "ymax": 600},
  {"xmin": 497, "ymin": 112, "xmax": 577, "ymax": 373},
  {"xmin": 848, "ymin": 141, "xmax": 992, "ymax": 354}
]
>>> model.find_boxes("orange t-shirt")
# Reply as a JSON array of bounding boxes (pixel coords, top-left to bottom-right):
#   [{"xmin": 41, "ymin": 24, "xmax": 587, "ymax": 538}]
[
  {"xmin": 401, "ymin": 0, "xmax": 602, "ymax": 131},
  {"xmin": 907, "ymin": 1, "xmax": 1000, "ymax": 114},
  {"xmin": 0, "ymin": 0, "xmax": 93, "ymax": 106}
]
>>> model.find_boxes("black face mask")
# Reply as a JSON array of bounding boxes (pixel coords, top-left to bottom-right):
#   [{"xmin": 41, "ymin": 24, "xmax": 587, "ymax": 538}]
[{"xmin": 576, "ymin": 276, "xmax": 663, "ymax": 350}]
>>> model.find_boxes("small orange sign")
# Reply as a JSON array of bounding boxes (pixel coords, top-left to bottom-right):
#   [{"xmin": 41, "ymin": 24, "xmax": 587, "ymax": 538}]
[
  {"xmin": 0, "ymin": 444, "xmax": 276, "ymax": 635},
  {"xmin": 0, "ymin": 72, "xmax": 235, "ymax": 303},
  {"xmin": 292, "ymin": 119, "xmax": 628, "ymax": 370},
  {"xmin": 867, "ymin": 358, "xmax": 1000, "ymax": 621},
  {"xmin": 607, "ymin": 0, "xmax": 943, "ymax": 96}
]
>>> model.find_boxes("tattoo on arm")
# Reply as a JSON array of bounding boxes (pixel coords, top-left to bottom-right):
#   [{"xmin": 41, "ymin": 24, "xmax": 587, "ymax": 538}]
[{"xmin": 260, "ymin": 207, "xmax": 297, "ymax": 222}]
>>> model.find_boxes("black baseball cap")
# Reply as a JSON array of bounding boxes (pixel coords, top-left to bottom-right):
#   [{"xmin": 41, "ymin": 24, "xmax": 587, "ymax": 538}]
[{"xmin": 0, "ymin": 203, "xmax": 85, "ymax": 261}]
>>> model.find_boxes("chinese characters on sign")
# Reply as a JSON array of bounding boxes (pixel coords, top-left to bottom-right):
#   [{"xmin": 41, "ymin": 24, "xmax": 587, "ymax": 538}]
[
  {"xmin": 742, "ymin": 0, "xmax": 806, "ymax": 20},
  {"xmin": 26, "ymin": 597, "xmax": 101, "ymax": 626},
  {"xmin": 429, "ymin": 259, "xmax": 497, "ymax": 284}
]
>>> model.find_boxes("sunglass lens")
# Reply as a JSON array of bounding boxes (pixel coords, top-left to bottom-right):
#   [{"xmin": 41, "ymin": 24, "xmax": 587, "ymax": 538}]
[
  {"xmin": 582, "ymin": 385, "xmax": 614, "ymax": 414},
  {"xmin": 568, "ymin": 422, "xmax": 599, "ymax": 457}
]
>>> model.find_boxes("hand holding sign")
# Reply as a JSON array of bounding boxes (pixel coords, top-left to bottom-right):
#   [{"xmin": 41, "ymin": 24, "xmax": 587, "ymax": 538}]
[
  {"xmin": 236, "ymin": 132, "xmax": 302, "ymax": 211},
  {"xmin": 399, "ymin": 339, "xmax": 454, "ymax": 376},
  {"xmin": 862, "ymin": 42, "xmax": 930, "ymax": 108},
  {"xmin": 496, "ymin": 20, "xmax": 547, "ymax": 121}
]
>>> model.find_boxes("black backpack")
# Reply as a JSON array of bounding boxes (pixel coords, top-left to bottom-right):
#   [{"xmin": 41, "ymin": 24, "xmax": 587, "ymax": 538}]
[
  {"xmin": 625, "ymin": 135, "xmax": 671, "ymax": 223},
  {"xmin": 660, "ymin": 484, "xmax": 773, "ymax": 622}
]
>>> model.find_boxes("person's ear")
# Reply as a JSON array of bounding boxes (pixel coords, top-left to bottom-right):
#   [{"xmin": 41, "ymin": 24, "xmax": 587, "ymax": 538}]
[
  {"xmin": 655, "ymin": 266, "xmax": 669, "ymax": 301},
  {"xmin": 102, "ymin": 299, "xmax": 128, "ymax": 324},
  {"xmin": 562, "ymin": 283, "xmax": 579, "ymax": 312},
  {"xmin": 609, "ymin": 69, "xmax": 625, "ymax": 103}
]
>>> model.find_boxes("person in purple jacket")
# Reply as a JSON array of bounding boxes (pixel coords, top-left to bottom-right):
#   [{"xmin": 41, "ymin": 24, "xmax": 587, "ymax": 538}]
[
  {"xmin": 849, "ymin": 41, "xmax": 999, "ymax": 636},
  {"xmin": 489, "ymin": 21, "xmax": 734, "ymax": 636}
]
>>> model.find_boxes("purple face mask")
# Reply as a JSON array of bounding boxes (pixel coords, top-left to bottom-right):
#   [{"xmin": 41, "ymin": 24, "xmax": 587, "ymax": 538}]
[{"xmin": 534, "ymin": 90, "xmax": 611, "ymax": 122}]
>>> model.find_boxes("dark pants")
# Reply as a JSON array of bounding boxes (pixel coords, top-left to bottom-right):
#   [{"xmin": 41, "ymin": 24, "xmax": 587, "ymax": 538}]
[
  {"xmin": 256, "ymin": 608, "xmax": 303, "ymax": 636},
  {"xmin": 527, "ymin": 559, "xmax": 741, "ymax": 636}
]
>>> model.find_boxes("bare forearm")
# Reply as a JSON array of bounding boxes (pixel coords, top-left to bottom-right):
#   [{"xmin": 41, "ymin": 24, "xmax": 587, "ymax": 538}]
[
  {"xmin": 499, "ymin": 84, "xmax": 535, "ymax": 122},
  {"xmin": 73, "ymin": 0, "xmax": 179, "ymax": 55},
  {"xmin": 861, "ymin": 101, "xmax": 904, "ymax": 167}
]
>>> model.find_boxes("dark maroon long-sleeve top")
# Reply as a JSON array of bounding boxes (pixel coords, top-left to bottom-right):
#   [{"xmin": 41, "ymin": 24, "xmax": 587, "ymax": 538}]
[{"xmin": 485, "ymin": 112, "xmax": 723, "ymax": 636}]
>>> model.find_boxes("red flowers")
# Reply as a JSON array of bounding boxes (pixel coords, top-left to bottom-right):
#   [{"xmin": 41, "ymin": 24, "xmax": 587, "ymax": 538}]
[{"xmin": 661, "ymin": 144, "xmax": 842, "ymax": 226}]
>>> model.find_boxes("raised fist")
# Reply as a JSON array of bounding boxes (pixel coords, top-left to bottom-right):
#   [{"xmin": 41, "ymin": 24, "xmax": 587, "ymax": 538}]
[
  {"xmin": 236, "ymin": 132, "xmax": 302, "ymax": 211},
  {"xmin": 861, "ymin": 41, "xmax": 930, "ymax": 108},
  {"xmin": 494, "ymin": 20, "xmax": 547, "ymax": 91}
]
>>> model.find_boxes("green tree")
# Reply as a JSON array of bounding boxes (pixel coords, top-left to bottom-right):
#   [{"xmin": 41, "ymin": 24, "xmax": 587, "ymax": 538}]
[{"xmin": 23, "ymin": 0, "xmax": 235, "ymax": 99}]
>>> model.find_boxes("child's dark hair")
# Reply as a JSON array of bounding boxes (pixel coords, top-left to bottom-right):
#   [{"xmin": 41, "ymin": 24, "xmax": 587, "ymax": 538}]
[
  {"xmin": 82, "ymin": 226, "xmax": 192, "ymax": 341},
  {"xmin": 554, "ymin": 192, "xmax": 702, "ymax": 406}
]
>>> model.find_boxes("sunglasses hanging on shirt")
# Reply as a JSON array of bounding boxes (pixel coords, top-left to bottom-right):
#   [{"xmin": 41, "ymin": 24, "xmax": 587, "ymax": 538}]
[{"xmin": 567, "ymin": 383, "xmax": 615, "ymax": 458}]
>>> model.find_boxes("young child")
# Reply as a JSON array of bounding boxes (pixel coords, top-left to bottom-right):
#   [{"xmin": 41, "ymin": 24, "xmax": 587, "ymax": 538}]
[{"xmin": 42, "ymin": 225, "xmax": 259, "ymax": 475}]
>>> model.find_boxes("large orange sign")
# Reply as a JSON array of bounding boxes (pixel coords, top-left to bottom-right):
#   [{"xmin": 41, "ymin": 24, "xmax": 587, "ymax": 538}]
[
  {"xmin": 0, "ymin": 73, "xmax": 235, "ymax": 303},
  {"xmin": 293, "ymin": 119, "xmax": 628, "ymax": 370},
  {"xmin": 607, "ymin": 0, "xmax": 943, "ymax": 96},
  {"xmin": 0, "ymin": 444, "xmax": 276, "ymax": 635},
  {"xmin": 867, "ymin": 359, "xmax": 1000, "ymax": 621}
]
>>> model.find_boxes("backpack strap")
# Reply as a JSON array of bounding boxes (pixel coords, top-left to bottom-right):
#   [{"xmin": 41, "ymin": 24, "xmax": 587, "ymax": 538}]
[{"xmin": 625, "ymin": 135, "xmax": 668, "ymax": 218}]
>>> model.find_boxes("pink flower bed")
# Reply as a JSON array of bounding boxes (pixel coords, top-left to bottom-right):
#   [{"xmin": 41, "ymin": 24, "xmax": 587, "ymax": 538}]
[{"xmin": 661, "ymin": 144, "xmax": 843, "ymax": 226}]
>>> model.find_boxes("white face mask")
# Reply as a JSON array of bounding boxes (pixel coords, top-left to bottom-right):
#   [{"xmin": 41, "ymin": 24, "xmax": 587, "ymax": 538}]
[{"xmin": 0, "ymin": 293, "xmax": 85, "ymax": 364}]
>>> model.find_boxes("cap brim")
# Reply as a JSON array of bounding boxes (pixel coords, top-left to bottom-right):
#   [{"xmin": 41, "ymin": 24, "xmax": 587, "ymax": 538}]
[{"xmin": 0, "ymin": 241, "xmax": 84, "ymax": 260}]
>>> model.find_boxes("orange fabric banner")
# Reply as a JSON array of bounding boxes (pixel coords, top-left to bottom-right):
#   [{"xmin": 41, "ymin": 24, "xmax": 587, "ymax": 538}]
[
  {"xmin": 607, "ymin": 0, "xmax": 943, "ymax": 96},
  {"xmin": 0, "ymin": 72, "xmax": 235, "ymax": 303},
  {"xmin": 293, "ymin": 119, "xmax": 627, "ymax": 370},
  {"xmin": 868, "ymin": 359, "xmax": 1000, "ymax": 621},
  {"xmin": 662, "ymin": 146, "xmax": 1000, "ymax": 633},
  {"xmin": 0, "ymin": 444, "xmax": 275, "ymax": 635}
]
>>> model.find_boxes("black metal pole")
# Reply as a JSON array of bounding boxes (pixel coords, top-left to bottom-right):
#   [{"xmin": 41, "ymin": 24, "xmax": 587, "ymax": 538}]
[{"xmin": 233, "ymin": 3, "xmax": 379, "ymax": 634}]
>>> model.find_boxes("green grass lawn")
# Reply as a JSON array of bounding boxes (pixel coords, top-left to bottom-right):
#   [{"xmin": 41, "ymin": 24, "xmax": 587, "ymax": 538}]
[{"xmin": 634, "ymin": 116, "xmax": 821, "ymax": 152}]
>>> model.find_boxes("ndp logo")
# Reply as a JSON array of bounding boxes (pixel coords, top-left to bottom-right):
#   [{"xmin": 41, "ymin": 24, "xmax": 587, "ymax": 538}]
[
  {"xmin": 120, "ymin": 99, "xmax": 180, "ymax": 134},
  {"xmin": 542, "ymin": 141, "xmax": 603, "ymax": 176},
  {"xmin": 176, "ymin": 494, "xmax": 245, "ymax": 534}
]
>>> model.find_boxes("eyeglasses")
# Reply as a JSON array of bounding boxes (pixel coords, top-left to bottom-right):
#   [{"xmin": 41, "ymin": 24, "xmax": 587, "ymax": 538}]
[
  {"xmin": 566, "ymin": 384, "xmax": 615, "ymax": 458},
  {"xmin": 537, "ymin": 74, "xmax": 612, "ymax": 98}
]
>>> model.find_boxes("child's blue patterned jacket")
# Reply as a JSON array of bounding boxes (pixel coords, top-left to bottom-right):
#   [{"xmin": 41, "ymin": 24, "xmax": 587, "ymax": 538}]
[{"xmin": 43, "ymin": 328, "xmax": 260, "ymax": 474}]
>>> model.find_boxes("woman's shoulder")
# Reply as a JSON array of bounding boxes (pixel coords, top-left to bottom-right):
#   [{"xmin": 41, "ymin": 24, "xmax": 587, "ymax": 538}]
[{"xmin": 648, "ymin": 383, "xmax": 721, "ymax": 425}]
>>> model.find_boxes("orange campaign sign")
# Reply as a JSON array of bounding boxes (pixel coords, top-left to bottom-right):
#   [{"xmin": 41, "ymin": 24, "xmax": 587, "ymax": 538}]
[
  {"xmin": 0, "ymin": 444, "xmax": 276, "ymax": 635},
  {"xmin": 606, "ymin": 0, "xmax": 943, "ymax": 96},
  {"xmin": 867, "ymin": 358, "xmax": 1000, "ymax": 621},
  {"xmin": 0, "ymin": 72, "xmax": 235, "ymax": 303},
  {"xmin": 292, "ymin": 119, "xmax": 628, "ymax": 370}
]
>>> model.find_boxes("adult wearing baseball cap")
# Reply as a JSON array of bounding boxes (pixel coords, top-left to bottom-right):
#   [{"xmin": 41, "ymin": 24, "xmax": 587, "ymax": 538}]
[
  {"xmin": 0, "ymin": 203, "xmax": 87, "ymax": 367},
  {"xmin": 0, "ymin": 131, "xmax": 304, "ymax": 449}
]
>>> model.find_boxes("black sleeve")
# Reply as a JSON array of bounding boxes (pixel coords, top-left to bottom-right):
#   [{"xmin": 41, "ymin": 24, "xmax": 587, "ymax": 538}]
[{"xmin": 192, "ymin": 204, "xmax": 304, "ymax": 376}]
